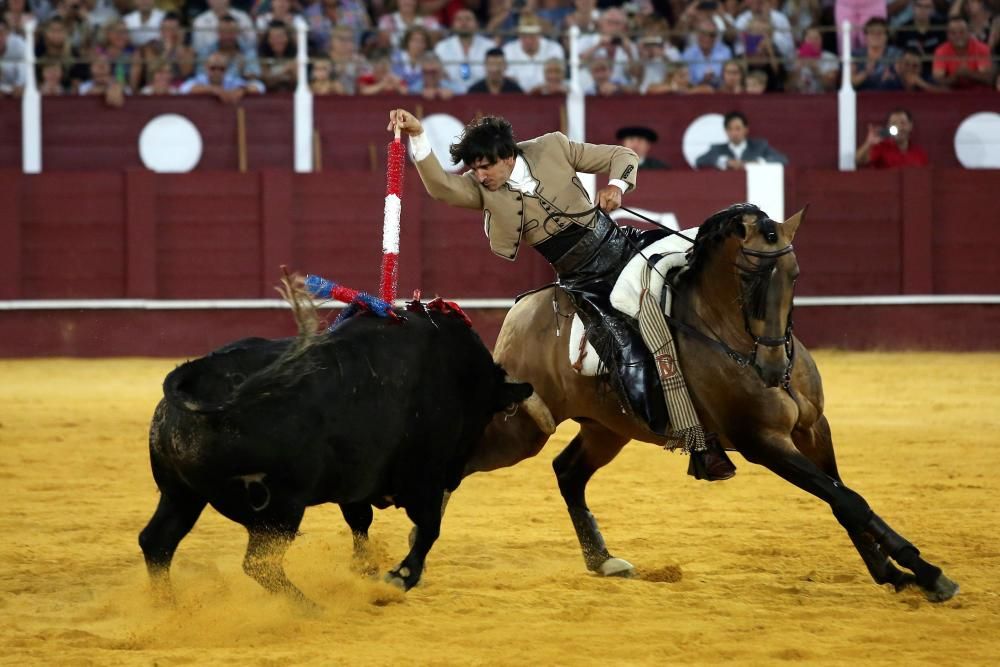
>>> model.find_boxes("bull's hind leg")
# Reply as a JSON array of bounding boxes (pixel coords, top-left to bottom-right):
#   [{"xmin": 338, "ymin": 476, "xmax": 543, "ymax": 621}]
[
  {"xmin": 340, "ymin": 502, "xmax": 377, "ymax": 575},
  {"xmin": 138, "ymin": 488, "xmax": 206, "ymax": 603},
  {"xmin": 243, "ymin": 503, "xmax": 315, "ymax": 608},
  {"xmin": 386, "ymin": 490, "xmax": 444, "ymax": 591},
  {"xmin": 553, "ymin": 423, "xmax": 633, "ymax": 577},
  {"xmin": 745, "ymin": 432, "xmax": 958, "ymax": 602}
]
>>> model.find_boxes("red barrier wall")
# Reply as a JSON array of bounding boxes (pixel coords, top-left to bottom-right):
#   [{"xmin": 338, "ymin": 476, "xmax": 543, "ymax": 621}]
[{"xmin": 1, "ymin": 93, "xmax": 997, "ymax": 171}]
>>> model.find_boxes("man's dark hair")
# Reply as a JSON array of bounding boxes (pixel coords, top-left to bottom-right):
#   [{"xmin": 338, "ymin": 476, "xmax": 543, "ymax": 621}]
[
  {"xmin": 864, "ymin": 16, "xmax": 889, "ymax": 32},
  {"xmin": 163, "ymin": 11, "xmax": 181, "ymax": 22},
  {"xmin": 449, "ymin": 115, "xmax": 522, "ymax": 166},
  {"xmin": 724, "ymin": 111, "xmax": 748, "ymax": 128},
  {"xmin": 887, "ymin": 108, "xmax": 913, "ymax": 123},
  {"xmin": 485, "ymin": 47, "xmax": 505, "ymax": 59}
]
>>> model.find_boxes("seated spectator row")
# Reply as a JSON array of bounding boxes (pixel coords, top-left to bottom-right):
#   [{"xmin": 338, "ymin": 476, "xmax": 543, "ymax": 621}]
[{"xmin": 1, "ymin": 0, "xmax": 997, "ymax": 100}]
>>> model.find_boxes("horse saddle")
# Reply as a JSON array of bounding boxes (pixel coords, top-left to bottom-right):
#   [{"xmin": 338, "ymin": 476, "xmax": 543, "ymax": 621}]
[{"xmin": 568, "ymin": 230, "xmax": 697, "ymax": 376}]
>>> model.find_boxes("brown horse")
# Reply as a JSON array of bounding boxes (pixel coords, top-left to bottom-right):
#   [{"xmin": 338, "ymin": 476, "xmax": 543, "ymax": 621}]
[{"xmin": 464, "ymin": 202, "xmax": 958, "ymax": 602}]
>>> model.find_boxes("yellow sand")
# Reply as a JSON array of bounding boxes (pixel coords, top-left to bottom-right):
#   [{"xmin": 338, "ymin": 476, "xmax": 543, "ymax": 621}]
[{"xmin": 1, "ymin": 353, "xmax": 998, "ymax": 666}]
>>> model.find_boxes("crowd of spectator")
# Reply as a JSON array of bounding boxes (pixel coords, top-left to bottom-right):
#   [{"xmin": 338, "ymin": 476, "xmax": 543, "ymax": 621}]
[{"xmin": 1, "ymin": 0, "xmax": 998, "ymax": 101}]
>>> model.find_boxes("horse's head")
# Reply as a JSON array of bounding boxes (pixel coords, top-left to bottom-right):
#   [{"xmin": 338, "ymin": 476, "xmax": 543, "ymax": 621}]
[{"xmin": 733, "ymin": 206, "xmax": 806, "ymax": 388}]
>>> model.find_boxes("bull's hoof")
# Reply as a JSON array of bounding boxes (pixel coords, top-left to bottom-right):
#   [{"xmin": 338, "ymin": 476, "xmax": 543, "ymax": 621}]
[
  {"xmin": 598, "ymin": 557, "xmax": 635, "ymax": 578},
  {"xmin": 923, "ymin": 573, "xmax": 959, "ymax": 603}
]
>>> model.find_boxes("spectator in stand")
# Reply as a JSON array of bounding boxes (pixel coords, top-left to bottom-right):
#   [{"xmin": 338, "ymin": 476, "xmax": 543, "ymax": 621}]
[
  {"xmin": 932, "ymin": 15, "xmax": 993, "ymax": 88},
  {"xmin": 578, "ymin": 7, "xmax": 640, "ymax": 88},
  {"xmin": 835, "ymin": 0, "xmax": 886, "ymax": 51},
  {"xmin": 416, "ymin": 52, "xmax": 462, "ymax": 97},
  {"xmin": 468, "ymin": 47, "xmax": 523, "ymax": 93},
  {"xmin": 851, "ymin": 17, "xmax": 903, "ymax": 89},
  {"xmin": 258, "ymin": 19, "xmax": 296, "ymax": 91},
  {"xmin": 537, "ymin": 0, "xmax": 575, "ymax": 33},
  {"xmin": 894, "ymin": 0, "xmax": 946, "ymax": 79},
  {"xmin": 123, "ymin": 0, "xmax": 164, "ymax": 47},
  {"xmin": 179, "ymin": 51, "xmax": 264, "ymax": 101},
  {"xmin": 646, "ymin": 61, "xmax": 715, "ymax": 93},
  {"xmin": 718, "ymin": 57, "xmax": 746, "ymax": 93},
  {"xmin": 616, "ymin": 125, "xmax": 669, "ymax": 169},
  {"xmin": 199, "ymin": 14, "xmax": 261, "ymax": 81},
  {"xmin": 584, "ymin": 56, "xmax": 627, "ymax": 95},
  {"xmin": 38, "ymin": 59, "xmax": 67, "ymax": 93},
  {"xmin": 95, "ymin": 18, "xmax": 141, "ymax": 91},
  {"xmin": 681, "ymin": 19, "xmax": 732, "ymax": 87},
  {"xmin": 950, "ymin": 0, "xmax": 994, "ymax": 44},
  {"xmin": 695, "ymin": 111, "xmax": 788, "ymax": 169},
  {"xmin": 3, "ymin": 0, "xmax": 37, "ymax": 36},
  {"xmin": 326, "ymin": 24, "xmax": 367, "ymax": 95},
  {"xmin": 309, "ymin": 57, "xmax": 345, "ymax": 94},
  {"xmin": 255, "ymin": 0, "xmax": 299, "ymax": 32},
  {"xmin": 564, "ymin": 0, "xmax": 599, "ymax": 34},
  {"xmin": 392, "ymin": 25, "xmax": 433, "ymax": 91},
  {"xmin": 433, "ymin": 8, "xmax": 495, "ymax": 93},
  {"xmin": 637, "ymin": 31, "xmax": 682, "ymax": 93},
  {"xmin": 529, "ymin": 55, "xmax": 567, "ymax": 94},
  {"xmin": 358, "ymin": 48, "xmax": 408, "ymax": 94},
  {"xmin": 137, "ymin": 12, "xmax": 194, "ymax": 88},
  {"xmin": 782, "ymin": 0, "xmax": 820, "ymax": 40},
  {"xmin": 677, "ymin": 0, "xmax": 734, "ymax": 49},
  {"xmin": 0, "ymin": 18, "xmax": 26, "ymax": 96},
  {"xmin": 503, "ymin": 13, "xmax": 565, "ymax": 92},
  {"xmin": 139, "ymin": 58, "xmax": 178, "ymax": 94},
  {"xmin": 790, "ymin": 25, "xmax": 839, "ymax": 92},
  {"xmin": 52, "ymin": 0, "xmax": 94, "ymax": 51},
  {"xmin": 734, "ymin": 0, "xmax": 795, "ymax": 59},
  {"xmin": 35, "ymin": 16, "xmax": 88, "ymax": 91},
  {"xmin": 78, "ymin": 50, "xmax": 127, "ymax": 104},
  {"xmin": 896, "ymin": 48, "xmax": 945, "ymax": 90},
  {"xmin": 485, "ymin": 0, "xmax": 530, "ymax": 40},
  {"xmin": 378, "ymin": 0, "xmax": 441, "ymax": 49},
  {"xmin": 307, "ymin": 0, "xmax": 366, "ymax": 52},
  {"xmin": 192, "ymin": 0, "xmax": 255, "ymax": 55},
  {"xmin": 741, "ymin": 14, "xmax": 787, "ymax": 90},
  {"xmin": 745, "ymin": 68, "xmax": 767, "ymax": 92},
  {"xmin": 856, "ymin": 108, "xmax": 928, "ymax": 168}
]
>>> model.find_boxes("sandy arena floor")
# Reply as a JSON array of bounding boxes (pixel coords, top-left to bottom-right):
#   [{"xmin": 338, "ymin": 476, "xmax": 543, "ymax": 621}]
[{"xmin": 1, "ymin": 352, "xmax": 999, "ymax": 665}]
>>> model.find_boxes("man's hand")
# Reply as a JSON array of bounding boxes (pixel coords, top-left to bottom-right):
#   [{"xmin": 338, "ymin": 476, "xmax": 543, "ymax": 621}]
[
  {"xmin": 596, "ymin": 185, "xmax": 622, "ymax": 212},
  {"xmin": 388, "ymin": 109, "xmax": 423, "ymax": 136},
  {"xmin": 726, "ymin": 158, "xmax": 745, "ymax": 170}
]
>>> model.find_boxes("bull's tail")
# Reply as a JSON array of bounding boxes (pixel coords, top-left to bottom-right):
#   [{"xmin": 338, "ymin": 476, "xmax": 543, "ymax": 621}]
[{"xmin": 163, "ymin": 274, "xmax": 326, "ymax": 413}]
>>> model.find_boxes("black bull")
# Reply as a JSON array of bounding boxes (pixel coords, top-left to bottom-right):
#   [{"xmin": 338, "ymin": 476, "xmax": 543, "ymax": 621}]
[{"xmin": 139, "ymin": 307, "xmax": 551, "ymax": 603}]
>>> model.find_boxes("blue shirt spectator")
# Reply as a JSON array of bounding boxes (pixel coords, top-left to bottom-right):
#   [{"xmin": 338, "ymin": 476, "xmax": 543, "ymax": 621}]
[{"xmin": 682, "ymin": 21, "xmax": 733, "ymax": 87}]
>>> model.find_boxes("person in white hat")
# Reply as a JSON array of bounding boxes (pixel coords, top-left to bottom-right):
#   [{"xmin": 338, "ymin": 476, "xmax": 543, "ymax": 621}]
[{"xmin": 502, "ymin": 13, "xmax": 566, "ymax": 92}]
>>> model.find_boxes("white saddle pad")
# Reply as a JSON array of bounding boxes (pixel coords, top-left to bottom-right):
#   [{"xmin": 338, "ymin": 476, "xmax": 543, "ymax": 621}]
[{"xmin": 568, "ymin": 228, "xmax": 699, "ymax": 377}]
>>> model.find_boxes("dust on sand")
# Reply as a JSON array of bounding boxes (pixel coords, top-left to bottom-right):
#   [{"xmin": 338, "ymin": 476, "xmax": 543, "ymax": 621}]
[{"xmin": 1, "ymin": 353, "xmax": 999, "ymax": 665}]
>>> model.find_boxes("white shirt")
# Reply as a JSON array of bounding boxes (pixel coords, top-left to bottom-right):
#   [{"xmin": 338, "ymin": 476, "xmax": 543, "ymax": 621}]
[
  {"xmin": 1, "ymin": 34, "xmax": 26, "ymax": 94},
  {"xmin": 124, "ymin": 8, "xmax": 166, "ymax": 47},
  {"xmin": 733, "ymin": 10, "xmax": 795, "ymax": 59},
  {"xmin": 191, "ymin": 8, "xmax": 256, "ymax": 54},
  {"xmin": 502, "ymin": 37, "xmax": 565, "ymax": 93},
  {"xmin": 433, "ymin": 34, "xmax": 496, "ymax": 94},
  {"xmin": 576, "ymin": 33, "xmax": 637, "ymax": 88}
]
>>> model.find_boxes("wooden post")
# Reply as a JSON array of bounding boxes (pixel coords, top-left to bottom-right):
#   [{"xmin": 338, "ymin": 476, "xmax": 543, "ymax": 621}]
[
  {"xmin": 369, "ymin": 142, "xmax": 377, "ymax": 172},
  {"xmin": 236, "ymin": 106, "xmax": 248, "ymax": 173},
  {"xmin": 312, "ymin": 129, "xmax": 322, "ymax": 172}
]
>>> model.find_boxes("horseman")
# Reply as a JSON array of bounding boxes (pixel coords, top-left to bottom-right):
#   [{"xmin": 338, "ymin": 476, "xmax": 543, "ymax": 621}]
[{"xmin": 388, "ymin": 109, "xmax": 736, "ymax": 481}]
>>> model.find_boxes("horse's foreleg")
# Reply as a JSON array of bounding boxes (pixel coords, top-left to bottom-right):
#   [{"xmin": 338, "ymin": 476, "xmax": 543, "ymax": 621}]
[
  {"xmin": 553, "ymin": 425, "xmax": 632, "ymax": 577},
  {"xmin": 746, "ymin": 437, "xmax": 958, "ymax": 602}
]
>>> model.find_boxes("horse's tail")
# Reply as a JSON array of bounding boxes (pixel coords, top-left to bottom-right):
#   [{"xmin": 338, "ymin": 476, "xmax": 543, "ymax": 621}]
[{"xmin": 163, "ymin": 274, "xmax": 325, "ymax": 414}]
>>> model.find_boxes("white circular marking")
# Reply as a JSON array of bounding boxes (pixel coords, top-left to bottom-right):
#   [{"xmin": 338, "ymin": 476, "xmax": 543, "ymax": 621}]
[
  {"xmin": 954, "ymin": 112, "xmax": 1000, "ymax": 169},
  {"xmin": 682, "ymin": 113, "xmax": 728, "ymax": 169},
  {"xmin": 138, "ymin": 113, "xmax": 203, "ymax": 173},
  {"xmin": 421, "ymin": 113, "xmax": 466, "ymax": 172}
]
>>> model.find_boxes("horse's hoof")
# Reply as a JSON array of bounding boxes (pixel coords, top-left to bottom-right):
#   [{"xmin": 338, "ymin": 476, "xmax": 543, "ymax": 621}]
[
  {"xmin": 891, "ymin": 572, "xmax": 917, "ymax": 592},
  {"xmin": 384, "ymin": 567, "xmax": 415, "ymax": 591},
  {"xmin": 598, "ymin": 557, "xmax": 635, "ymax": 578},
  {"xmin": 923, "ymin": 574, "xmax": 959, "ymax": 603}
]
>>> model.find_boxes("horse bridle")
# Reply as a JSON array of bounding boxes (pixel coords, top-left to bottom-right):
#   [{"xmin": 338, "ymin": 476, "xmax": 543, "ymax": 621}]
[{"xmin": 737, "ymin": 243, "xmax": 797, "ymax": 390}]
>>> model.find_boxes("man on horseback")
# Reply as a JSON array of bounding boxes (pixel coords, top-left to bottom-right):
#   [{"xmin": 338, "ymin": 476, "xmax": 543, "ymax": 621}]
[{"xmin": 387, "ymin": 109, "xmax": 736, "ymax": 481}]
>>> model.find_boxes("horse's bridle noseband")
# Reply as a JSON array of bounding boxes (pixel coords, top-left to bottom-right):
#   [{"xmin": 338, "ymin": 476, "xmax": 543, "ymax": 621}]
[{"xmin": 738, "ymin": 243, "xmax": 797, "ymax": 390}]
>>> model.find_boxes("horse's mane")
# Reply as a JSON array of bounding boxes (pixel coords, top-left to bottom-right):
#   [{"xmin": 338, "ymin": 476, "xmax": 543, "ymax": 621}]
[{"xmin": 678, "ymin": 202, "xmax": 765, "ymax": 289}]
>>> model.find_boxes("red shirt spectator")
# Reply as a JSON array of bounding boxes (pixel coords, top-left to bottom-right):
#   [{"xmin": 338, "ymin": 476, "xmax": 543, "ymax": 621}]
[
  {"xmin": 868, "ymin": 139, "xmax": 929, "ymax": 168},
  {"xmin": 932, "ymin": 17, "xmax": 994, "ymax": 89}
]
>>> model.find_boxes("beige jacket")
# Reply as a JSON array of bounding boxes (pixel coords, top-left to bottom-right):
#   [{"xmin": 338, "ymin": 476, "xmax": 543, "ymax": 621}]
[{"xmin": 414, "ymin": 132, "xmax": 639, "ymax": 260}]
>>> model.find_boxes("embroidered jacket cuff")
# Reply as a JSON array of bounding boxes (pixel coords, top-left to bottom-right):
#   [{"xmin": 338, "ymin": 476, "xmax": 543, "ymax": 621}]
[{"xmin": 409, "ymin": 132, "xmax": 432, "ymax": 161}]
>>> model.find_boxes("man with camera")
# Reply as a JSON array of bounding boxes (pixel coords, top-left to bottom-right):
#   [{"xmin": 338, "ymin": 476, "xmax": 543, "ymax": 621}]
[{"xmin": 855, "ymin": 109, "xmax": 929, "ymax": 169}]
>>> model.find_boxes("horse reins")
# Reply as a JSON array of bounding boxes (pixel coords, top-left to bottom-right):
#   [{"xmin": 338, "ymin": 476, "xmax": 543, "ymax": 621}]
[{"xmin": 541, "ymin": 204, "xmax": 797, "ymax": 390}]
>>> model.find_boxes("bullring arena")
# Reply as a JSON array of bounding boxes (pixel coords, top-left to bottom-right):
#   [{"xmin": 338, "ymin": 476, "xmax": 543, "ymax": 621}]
[{"xmin": 2, "ymin": 69, "xmax": 1000, "ymax": 665}]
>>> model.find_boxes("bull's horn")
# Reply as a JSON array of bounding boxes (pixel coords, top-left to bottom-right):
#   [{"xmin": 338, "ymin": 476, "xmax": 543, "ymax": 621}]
[{"xmin": 507, "ymin": 376, "xmax": 556, "ymax": 435}]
